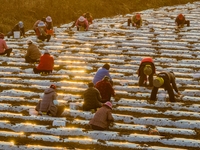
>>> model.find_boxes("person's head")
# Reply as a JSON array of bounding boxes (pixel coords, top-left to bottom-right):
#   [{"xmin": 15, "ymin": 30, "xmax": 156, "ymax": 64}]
[
  {"xmin": 178, "ymin": 14, "xmax": 184, "ymax": 20},
  {"xmin": 102, "ymin": 63, "xmax": 110, "ymax": 70},
  {"xmin": 41, "ymin": 17, "xmax": 46, "ymax": 22},
  {"xmin": 103, "ymin": 76, "xmax": 110, "ymax": 81},
  {"xmin": 153, "ymin": 76, "xmax": 164, "ymax": 87},
  {"xmin": 44, "ymin": 49, "xmax": 50, "ymax": 55},
  {"xmin": 27, "ymin": 39, "xmax": 33, "ymax": 45},
  {"xmin": 104, "ymin": 101, "xmax": 112, "ymax": 109},
  {"xmin": 136, "ymin": 13, "xmax": 141, "ymax": 20},
  {"xmin": 0, "ymin": 32, "xmax": 4, "ymax": 39},
  {"xmin": 87, "ymin": 82, "xmax": 94, "ymax": 87},
  {"xmin": 18, "ymin": 21, "xmax": 24, "ymax": 28},
  {"xmin": 38, "ymin": 21, "xmax": 45, "ymax": 27},
  {"xmin": 46, "ymin": 16, "xmax": 52, "ymax": 23},
  {"xmin": 143, "ymin": 65, "xmax": 152, "ymax": 75},
  {"xmin": 50, "ymin": 84, "xmax": 56, "ymax": 89},
  {"xmin": 85, "ymin": 12, "xmax": 91, "ymax": 18},
  {"xmin": 78, "ymin": 16, "xmax": 86, "ymax": 22}
]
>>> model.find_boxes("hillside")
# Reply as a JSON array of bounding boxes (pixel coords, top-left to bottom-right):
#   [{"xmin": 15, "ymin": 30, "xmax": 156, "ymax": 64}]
[{"xmin": 0, "ymin": 0, "xmax": 198, "ymax": 33}]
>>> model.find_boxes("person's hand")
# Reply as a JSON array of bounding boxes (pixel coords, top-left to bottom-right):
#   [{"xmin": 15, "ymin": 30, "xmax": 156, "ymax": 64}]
[
  {"xmin": 109, "ymin": 122, "xmax": 114, "ymax": 127},
  {"xmin": 177, "ymin": 92, "xmax": 182, "ymax": 96}
]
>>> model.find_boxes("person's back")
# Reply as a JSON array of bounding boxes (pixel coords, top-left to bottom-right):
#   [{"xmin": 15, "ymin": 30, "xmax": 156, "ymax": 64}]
[
  {"xmin": 83, "ymin": 82, "xmax": 102, "ymax": 111},
  {"xmin": 84, "ymin": 12, "xmax": 93, "ymax": 25},
  {"xmin": 89, "ymin": 101, "xmax": 114, "ymax": 130},
  {"xmin": 37, "ymin": 52, "xmax": 54, "ymax": 71},
  {"xmin": 0, "ymin": 38, "xmax": 7, "ymax": 53},
  {"xmin": 175, "ymin": 14, "xmax": 190, "ymax": 27},
  {"xmin": 40, "ymin": 87, "xmax": 57, "ymax": 112},
  {"xmin": 25, "ymin": 40, "xmax": 41, "ymax": 63},
  {"xmin": 75, "ymin": 16, "xmax": 89, "ymax": 31},
  {"xmin": 128, "ymin": 13, "xmax": 142, "ymax": 27},
  {"xmin": 93, "ymin": 63, "xmax": 112, "ymax": 85},
  {"xmin": 27, "ymin": 43, "xmax": 41, "ymax": 60},
  {"xmin": 0, "ymin": 33, "xmax": 12, "ymax": 57},
  {"xmin": 150, "ymin": 71, "xmax": 181, "ymax": 102},
  {"xmin": 46, "ymin": 16, "xmax": 53, "ymax": 30},
  {"xmin": 95, "ymin": 76, "xmax": 115, "ymax": 103},
  {"xmin": 35, "ymin": 84, "xmax": 59, "ymax": 116},
  {"xmin": 7, "ymin": 21, "xmax": 25, "ymax": 38}
]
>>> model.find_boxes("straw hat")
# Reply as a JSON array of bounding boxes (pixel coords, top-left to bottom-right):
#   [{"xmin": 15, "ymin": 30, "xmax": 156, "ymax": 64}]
[
  {"xmin": 18, "ymin": 21, "xmax": 24, "ymax": 28},
  {"xmin": 78, "ymin": 16, "xmax": 86, "ymax": 22},
  {"xmin": 38, "ymin": 21, "xmax": 45, "ymax": 27},
  {"xmin": 46, "ymin": 16, "xmax": 52, "ymax": 22},
  {"xmin": 104, "ymin": 101, "xmax": 112, "ymax": 109},
  {"xmin": 153, "ymin": 77, "xmax": 164, "ymax": 87}
]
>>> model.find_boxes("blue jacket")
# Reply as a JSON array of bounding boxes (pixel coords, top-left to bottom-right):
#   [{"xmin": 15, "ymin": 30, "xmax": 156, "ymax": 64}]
[{"xmin": 93, "ymin": 68, "xmax": 112, "ymax": 85}]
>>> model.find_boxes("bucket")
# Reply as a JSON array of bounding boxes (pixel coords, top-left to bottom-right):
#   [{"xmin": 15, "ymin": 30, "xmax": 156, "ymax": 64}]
[{"xmin": 13, "ymin": 31, "xmax": 20, "ymax": 38}]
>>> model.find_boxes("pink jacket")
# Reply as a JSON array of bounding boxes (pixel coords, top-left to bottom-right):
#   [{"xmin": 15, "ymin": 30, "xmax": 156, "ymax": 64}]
[
  {"xmin": 75, "ymin": 19, "xmax": 89, "ymax": 31},
  {"xmin": 0, "ymin": 39, "xmax": 8, "ymax": 53},
  {"xmin": 89, "ymin": 105, "xmax": 114, "ymax": 129}
]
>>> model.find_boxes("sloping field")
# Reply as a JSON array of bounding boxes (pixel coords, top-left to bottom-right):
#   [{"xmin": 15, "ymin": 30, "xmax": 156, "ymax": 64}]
[{"xmin": 0, "ymin": 1, "xmax": 200, "ymax": 150}]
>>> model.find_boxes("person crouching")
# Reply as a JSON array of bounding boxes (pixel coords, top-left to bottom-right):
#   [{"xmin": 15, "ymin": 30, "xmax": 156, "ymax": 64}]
[
  {"xmin": 89, "ymin": 101, "xmax": 114, "ymax": 130},
  {"xmin": 33, "ymin": 50, "xmax": 54, "ymax": 74},
  {"xmin": 75, "ymin": 16, "xmax": 89, "ymax": 31},
  {"xmin": 150, "ymin": 71, "xmax": 181, "ymax": 102}
]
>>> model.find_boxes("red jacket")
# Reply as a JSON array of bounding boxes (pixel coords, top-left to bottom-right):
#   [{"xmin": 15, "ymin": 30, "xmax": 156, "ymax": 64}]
[
  {"xmin": 37, "ymin": 53, "xmax": 54, "ymax": 71},
  {"xmin": 95, "ymin": 80, "xmax": 115, "ymax": 102}
]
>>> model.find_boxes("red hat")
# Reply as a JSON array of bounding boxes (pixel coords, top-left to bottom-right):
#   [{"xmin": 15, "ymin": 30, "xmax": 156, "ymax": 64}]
[
  {"xmin": 136, "ymin": 13, "xmax": 141, "ymax": 20},
  {"xmin": 178, "ymin": 14, "xmax": 184, "ymax": 20},
  {"xmin": 50, "ymin": 84, "xmax": 56, "ymax": 89},
  {"xmin": 104, "ymin": 101, "xmax": 112, "ymax": 109}
]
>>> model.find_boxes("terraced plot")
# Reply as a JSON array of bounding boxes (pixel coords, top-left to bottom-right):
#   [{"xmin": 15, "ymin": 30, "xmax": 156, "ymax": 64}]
[{"xmin": 1, "ymin": 1, "xmax": 200, "ymax": 150}]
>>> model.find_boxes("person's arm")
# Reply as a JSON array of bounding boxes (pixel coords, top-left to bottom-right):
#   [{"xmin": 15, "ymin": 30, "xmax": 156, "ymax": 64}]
[
  {"xmin": 96, "ymin": 88, "xmax": 102, "ymax": 102},
  {"xmin": 171, "ymin": 77, "xmax": 179, "ymax": 94},
  {"xmin": 3, "ymin": 40, "xmax": 8, "ymax": 50},
  {"xmin": 107, "ymin": 111, "xmax": 114, "ymax": 122},
  {"xmin": 75, "ymin": 19, "xmax": 79, "ymax": 27},
  {"xmin": 139, "ymin": 18, "xmax": 142, "ymax": 27},
  {"xmin": 25, "ymin": 47, "xmax": 31, "ymax": 57},
  {"xmin": 85, "ymin": 20, "xmax": 89, "ymax": 31},
  {"xmin": 108, "ymin": 83, "xmax": 115, "ymax": 96},
  {"xmin": 53, "ymin": 92, "xmax": 57, "ymax": 100},
  {"xmin": 21, "ymin": 27, "xmax": 25, "ymax": 37}
]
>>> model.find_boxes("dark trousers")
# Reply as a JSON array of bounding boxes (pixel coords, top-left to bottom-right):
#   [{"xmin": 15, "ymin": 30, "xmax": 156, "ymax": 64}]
[
  {"xmin": 139, "ymin": 74, "xmax": 153, "ymax": 86},
  {"xmin": 127, "ymin": 18, "xmax": 140, "ymax": 27},
  {"xmin": 0, "ymin": 48, "xmax": 12, "ymax": 57},
  {"xmin": 38, "ymin": 35, "xmax": 51, "ymax": 42},
  {"xmin": 25, "ymin": 56, "xmax": 39, "ymax": 63},
  {"xmin": 150, "ymin": 82, "xmax": 175, "ymax": 102},
  {"xmin": 91, "ymin": 125, "xmax": 105, "ymax": 130},
  {"xmin": 177, "ymin": 20, "xmax": 190, "ymax": 27},
  {"xmin": 33, "ymin": 67, "xmax": 52, "ymax": 74}
]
